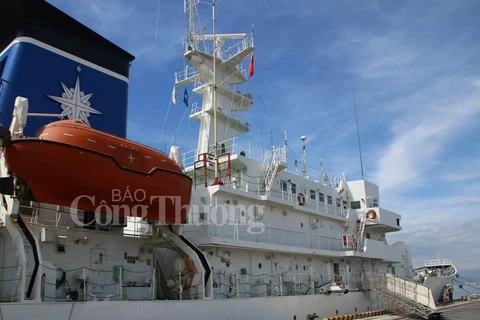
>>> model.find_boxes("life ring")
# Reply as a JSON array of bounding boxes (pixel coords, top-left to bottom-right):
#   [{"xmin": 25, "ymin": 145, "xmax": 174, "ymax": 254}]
[
  {"xmin": 366, "ymin": 209, "xmax": 376, "ymax": 220},
  {"xmin": 297, "ymin": 193, "xmax": 306, "ymax": 206}
]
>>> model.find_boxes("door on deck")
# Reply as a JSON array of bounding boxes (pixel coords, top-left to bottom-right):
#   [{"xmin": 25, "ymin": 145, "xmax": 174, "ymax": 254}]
[
  {"xmin": 333, "ymin": 262, "xmax": 340, "ymax": 280},
  {"xmin": 90, "ymin": 248, "xmax": 108, "ymax": 297}
]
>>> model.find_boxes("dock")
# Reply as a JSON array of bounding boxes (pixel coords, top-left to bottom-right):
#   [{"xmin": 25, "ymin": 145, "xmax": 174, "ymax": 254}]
[{"xmin": 363, "ymin": 299, "xmax": 480, "ymax": 319}]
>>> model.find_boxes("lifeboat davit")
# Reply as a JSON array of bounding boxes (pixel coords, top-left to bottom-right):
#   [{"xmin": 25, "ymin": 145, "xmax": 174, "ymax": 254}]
[{"xmin": 3, "ymin": 119, "xmax": 192, "ymax": 223}]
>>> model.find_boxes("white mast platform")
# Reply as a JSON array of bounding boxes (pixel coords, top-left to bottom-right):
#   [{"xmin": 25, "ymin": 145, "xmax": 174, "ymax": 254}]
[{"xmin": 174, "ymin": 0, "xmax": 254, "ymax": 158}]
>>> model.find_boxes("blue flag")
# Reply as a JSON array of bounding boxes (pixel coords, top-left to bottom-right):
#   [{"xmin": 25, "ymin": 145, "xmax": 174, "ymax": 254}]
[{"xmin": 183, "ymin": 87, "xmax": 189, "ymax": 107}]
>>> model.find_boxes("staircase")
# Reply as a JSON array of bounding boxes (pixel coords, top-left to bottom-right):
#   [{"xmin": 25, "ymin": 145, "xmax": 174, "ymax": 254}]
[
  {"xmin": 148, "ymin": 222, "xmax": 213, "ymax": 300},
  {"xmin": 262, "ymin": 146, "xmax": 286, "ymax": 195},
  {"xmin": 353, "ymin": 213, "xmax": 366, "ymax": 252},
  {"xmin": 365, "ymin": 272, "xmax": 440, "ymax": 319},
  {"xmin": 264, "ymin": 162, "xmax": 279, "ymax": 195},
  {"xmin": 151, "ymin": 235, "xmax": 175, "ymax": 300}
]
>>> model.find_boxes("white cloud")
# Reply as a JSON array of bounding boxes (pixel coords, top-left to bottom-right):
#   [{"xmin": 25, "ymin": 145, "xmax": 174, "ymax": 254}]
[
  {"xmin": 371, "ymin": 77, "xmax": 480, "ymax": 191},
  {"xmin": 441, "ymin": 158, "xmax": 480, "ymax": 182},
  {"xmin": 388, "ymin": 219, "xmax": 480, "ymax": 270}
]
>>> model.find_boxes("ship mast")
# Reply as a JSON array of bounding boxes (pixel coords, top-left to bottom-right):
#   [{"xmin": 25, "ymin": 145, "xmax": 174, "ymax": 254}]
[
  {"xmin": 212, "ymin": 1, "xmax": 219, "ymax": 184},
  {"xmin": 177, "ymin": 0, "xmax": 254, "ymax": 185}
]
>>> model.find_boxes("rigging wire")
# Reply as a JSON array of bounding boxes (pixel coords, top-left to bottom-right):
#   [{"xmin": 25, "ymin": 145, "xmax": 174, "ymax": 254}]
[
  {"xmin": 148, "ymin": 0, "xmax": 162, "ymax": 132},
  {"xmin": 171, "ymin": 106, "xmax": 189, "ymax": 146},
  {"xmin": 188, "ymin": 109, "xmax": 193, "ymax": 150},
  {"xmin": 254, "ymin": 91, "xmax": 299, "ymax": 163},
  {"xmin": 159, "ymin": 99, "xmax": 173, "ymax": 151}
]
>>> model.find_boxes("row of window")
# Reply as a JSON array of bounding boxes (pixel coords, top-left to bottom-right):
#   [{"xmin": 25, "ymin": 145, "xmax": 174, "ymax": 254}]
[
  {"xmin": 280, "ymin": 180, "xmax": 373, "ymax": 210},
  {"xmin": 281, "ymin": 180, "xmax": 357, "ymax": 209}
]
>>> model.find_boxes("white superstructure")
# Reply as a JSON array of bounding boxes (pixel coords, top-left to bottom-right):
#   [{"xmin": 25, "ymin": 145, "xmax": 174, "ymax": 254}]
[{"xmin": 0, "ymin": 1, "xmax": 448, "ymax": 319}]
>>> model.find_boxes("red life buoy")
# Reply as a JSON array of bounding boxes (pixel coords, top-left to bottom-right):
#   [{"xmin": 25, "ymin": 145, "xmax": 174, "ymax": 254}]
[
  {"xmin": 297, "ymin": 193, "xmax": 306, "ymax": 206},
  {"xmin": 366, "ymin": 209, "xmax": 376, "ymax": 220}
]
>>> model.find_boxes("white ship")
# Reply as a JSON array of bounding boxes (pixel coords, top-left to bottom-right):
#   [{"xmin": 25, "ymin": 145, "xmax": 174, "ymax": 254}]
[
  {"xmin": 0, "ymin": 1, "xmax": 454, "ymax": 319},
  {"xmin": 413, "ymin": 258, "xmax": 458, "ymax": 303}
]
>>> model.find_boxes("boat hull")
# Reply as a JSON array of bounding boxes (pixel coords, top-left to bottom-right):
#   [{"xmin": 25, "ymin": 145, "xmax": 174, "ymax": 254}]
[
  {"xmin": 423, "ymin": 274, "xmax": 456, "ymax": 303},
  {"xmin": 3, "ymin": 121, "xmax": 192, "ymax": 223},
  {"xmin": 0, "ymin": 291, "xmax": 375, "ymax": 320}
]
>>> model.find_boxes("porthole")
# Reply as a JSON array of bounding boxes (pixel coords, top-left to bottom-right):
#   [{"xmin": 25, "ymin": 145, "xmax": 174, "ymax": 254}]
[
  {"xmin": 258, "ymin": 263, "xmax": 262, "ymax": 269},
  {"xmin": 300, "ymin": 222, "xmax": 304, "ymax": 228}
]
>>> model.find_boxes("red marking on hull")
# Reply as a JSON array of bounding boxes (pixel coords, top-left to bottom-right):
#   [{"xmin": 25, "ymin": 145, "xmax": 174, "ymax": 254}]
[{"xmin": 3, "ymin": 120, "xmax": 192, "ymax": 223}]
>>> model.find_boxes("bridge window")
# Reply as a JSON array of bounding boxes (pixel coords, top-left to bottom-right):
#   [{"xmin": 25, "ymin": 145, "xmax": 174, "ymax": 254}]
[
  {"xmin": 291, "ymin": 183, "xmax": 297, "ymax": 194},
  {"xmin": 351, "ymin": 201, "xmax": 361, "ymax": 209},
  {"xmin": 280, "ymin": 180, "xmax": 288, "ymax": 192},
  {"xmin": 310, "ymin": 189, "xmax": 316, "ymax": 200},
  {"xmin": 397, "ymin": 219, "xmax": 400, "ymax": 226},
  {"xmin": 336, "ymin": 198, "xmax": 341, "ymax": 208},
  {"xmin": 319, "ymin": 193, "xmax": 325, "ymax": 203},
  {"xmin": 327, "ymin": 195, "xmax": 332, "ymax": 205}
]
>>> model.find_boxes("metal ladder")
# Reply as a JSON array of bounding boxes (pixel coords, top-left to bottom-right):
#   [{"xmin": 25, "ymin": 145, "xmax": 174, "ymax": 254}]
[
  {"xmin": 263, "ymin": 147, "xmax": 283, "ymax": 195},
  {"xmin": 353, "ymin": 213, "xmax": 366, "ymax": 252},
  {"xmin": 264, "ymin": 162, "xmax": 279, "ymax": 195},
  {"xmin": 365, "ymin": 272, "xmax": 439, "ymax": 319}
]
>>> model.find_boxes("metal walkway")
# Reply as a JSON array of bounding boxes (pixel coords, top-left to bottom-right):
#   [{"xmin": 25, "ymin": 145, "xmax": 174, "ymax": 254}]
[{"xmin": 365, "ymin": 273, "xmax": 440, "ymax": 319}]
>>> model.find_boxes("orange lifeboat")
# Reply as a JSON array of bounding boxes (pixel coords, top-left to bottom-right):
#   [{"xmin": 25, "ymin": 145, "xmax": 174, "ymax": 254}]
[{"xmin": 2, "ymin": 119, "xmax": 192, "ymax": 223}]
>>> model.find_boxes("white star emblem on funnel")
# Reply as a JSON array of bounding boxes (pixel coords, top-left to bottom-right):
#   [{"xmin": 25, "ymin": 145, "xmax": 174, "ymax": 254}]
[{"xmin": 47, "ymin": 71, "xmax": 102, "ymax": 126}]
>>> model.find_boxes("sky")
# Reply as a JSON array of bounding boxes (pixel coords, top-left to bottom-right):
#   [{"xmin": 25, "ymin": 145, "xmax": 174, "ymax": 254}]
[{"xmin": 45, "ymin": 0, "xmax": 480, "ymax": 272}]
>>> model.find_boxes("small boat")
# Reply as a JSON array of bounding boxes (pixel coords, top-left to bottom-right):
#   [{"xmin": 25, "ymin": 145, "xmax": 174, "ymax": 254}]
[
  {"xmin": 2, "ymin": 119, "xmax": 192, "ymax": 223},
  {"xmin": 412, "ymin": 258, "xmax": 458, "ymax": 304}
]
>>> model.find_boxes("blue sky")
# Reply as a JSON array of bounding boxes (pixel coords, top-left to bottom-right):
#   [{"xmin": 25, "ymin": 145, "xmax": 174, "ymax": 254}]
[{"xmin": 46, "ymin": 0, "xmax": 480, "ymax": 270}]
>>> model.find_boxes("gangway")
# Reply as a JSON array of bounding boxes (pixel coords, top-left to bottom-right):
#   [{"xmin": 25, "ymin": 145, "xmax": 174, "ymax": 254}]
[{"xmin": 365, "ymin": 272, "xmax": 442, "ymax": 319}]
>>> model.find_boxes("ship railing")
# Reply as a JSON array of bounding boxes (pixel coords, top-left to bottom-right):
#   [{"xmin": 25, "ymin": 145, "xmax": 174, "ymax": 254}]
[
  {"xmin": 174, "ymin": 65, "xmax": 199, "ymax": 84},
  {"xmin": 181, "ymin": 136, "xmax": 259, "ymax": 169},
  {"xmin": 193, "ymin": 78, "xmax": 207, "ymax": 91},
  {"xmin": 423, "ymin": 259, "xmax": 451, "ymax": 267},
  {"xmin": 221, "ymin": 36, "xmax": 254, "ymax": 62},
  {"xmin": 209, "ymin": 271, "xmax": 361, "ymax": 298},
  {"xmin": 202, "ymin": 219, "xmax": 351, "ymax": 252},
  {"xmin": 181, "ymin": 136, "xmax": 346, "ymax": 189},
  {"xmin": 181, "ymin": 136, "xmax": 280, "ymax": 169},
  {"xmin": 0, "ymin": 263, "xmax": 26, "ymax": 302},
  {"xmin": 189, "ymin": 101, "xmax": 202, "ymax": 115},
  {"xmin": 19, "ymin": 264, "xmax": 161, "ymax": 302},
  {"xmin": 16, "ymin": 202, "xmax": 153, "ymax": 238},
  {"xmin": 32, "ymin": 263, "xmax": 205, "ymax": 302},
  {"xmin": 185, "ymin": 36, "xmax": 254, "ymax": 63}
]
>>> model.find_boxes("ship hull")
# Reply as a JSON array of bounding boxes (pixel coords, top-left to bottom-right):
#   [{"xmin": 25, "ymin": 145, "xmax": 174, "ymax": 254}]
[
  {"xmin": 0, "ymin": 292, "xmax": 376, "ymax": 320},
  {"xmin": 3, "ymin": 121, "xmax": 192, "ymax": 223},
  {"xmin": 424, "ymin": 274, "xmax": 457, "ymax": 303}
]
